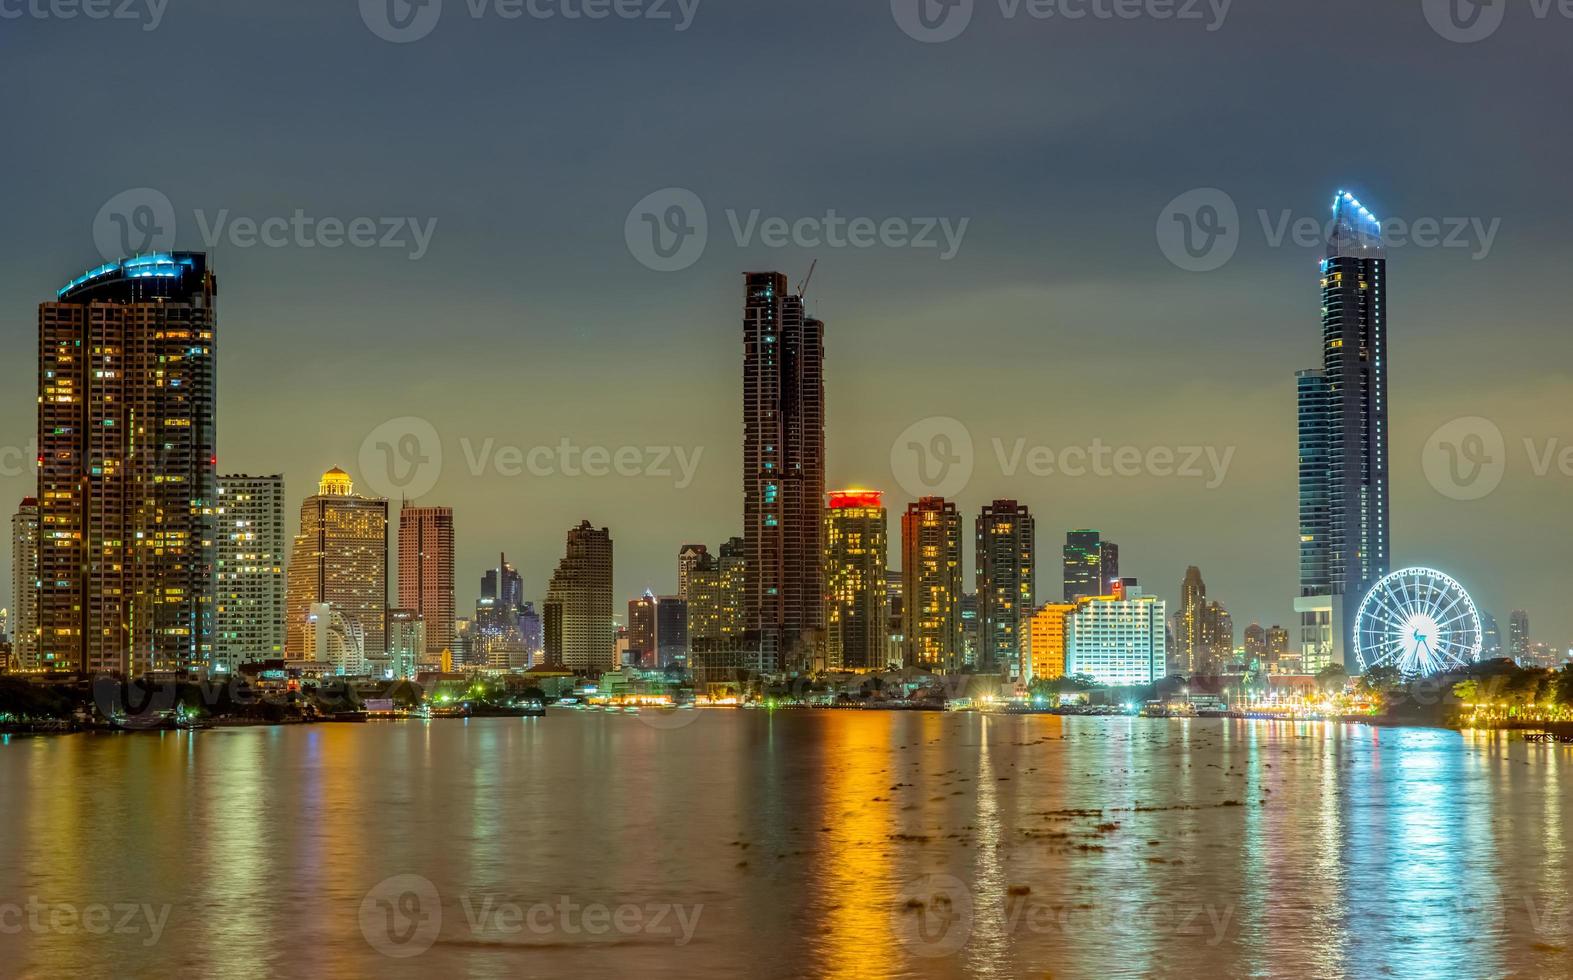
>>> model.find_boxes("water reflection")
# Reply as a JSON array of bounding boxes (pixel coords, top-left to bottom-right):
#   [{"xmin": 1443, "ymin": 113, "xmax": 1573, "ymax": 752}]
[{"xmin": 0, "ymin": 717, "xmax": 1569, "ymax": 977}]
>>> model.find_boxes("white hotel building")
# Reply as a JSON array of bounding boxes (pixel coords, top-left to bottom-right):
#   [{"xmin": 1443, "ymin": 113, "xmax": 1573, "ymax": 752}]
[{"xmin": 1065, "ymin": 582, "xmax": 1167, "ymax": 687}]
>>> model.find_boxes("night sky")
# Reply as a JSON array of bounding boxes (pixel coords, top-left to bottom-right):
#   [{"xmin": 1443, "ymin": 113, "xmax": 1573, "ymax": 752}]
[{"xmin": 1, "ymin": 1, "xmax": 1568, "ymax": 646}]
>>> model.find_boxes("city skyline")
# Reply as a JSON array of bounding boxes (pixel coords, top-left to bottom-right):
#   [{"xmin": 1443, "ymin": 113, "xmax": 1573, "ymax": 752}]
[{"xmin": 3, "ymin": 6, "xmax": 1568, "ymax": 649}]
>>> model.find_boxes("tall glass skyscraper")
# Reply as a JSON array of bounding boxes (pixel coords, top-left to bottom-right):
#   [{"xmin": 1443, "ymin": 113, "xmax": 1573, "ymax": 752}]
[
  {"xmin": 742, "ymin": 272, "xmax": 825, "ymax": 673},
  {"xmin": 1296, "ymin": 191, "xmax": 1390, "ymax": 672},
  {"xmin": 38, "ymin": 253, "xmax": 218, "ymax": 676}
]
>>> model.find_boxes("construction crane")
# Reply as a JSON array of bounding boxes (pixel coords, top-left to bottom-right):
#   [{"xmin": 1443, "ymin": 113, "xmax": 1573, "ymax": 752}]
[{"xmin": 797, "ymin": 259, "xmax": 818, "ymax": 300}]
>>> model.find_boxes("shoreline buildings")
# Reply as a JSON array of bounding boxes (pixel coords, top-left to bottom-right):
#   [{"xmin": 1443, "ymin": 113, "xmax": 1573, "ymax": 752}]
[
  {"xmin": 824, "ymin": 491, "xmax": 889, "ymax": 672},
  {"xmin": 285, "ymin": 468, "xmax": 389, "ymax": 667},
  {"xmin": 215, "ymin": 476, "xmax": 286, "ymax": 671},
  {"xmin": 1296, "ymin": 191, "xmax": 1390, "ymax": 674},
  {"xmin": 10, "ymin": 499, "xmax": 38, "ymax": 670},
  {"xmin": 398, "ymin": 504, "xmax": 456, "ymax": 658},
  {"xmin": 38, "ymin": 253, "xmax": 218, "ymax": 676},
  {"xmin": 902, "ymin": 497, "xmax": 962, "ymax": 671},
  {"xmin": 544, "ymin": 520, "xmax": 614, "ymax": 673},
  {"xmin": 977, "ymin": 500, "xmax": 1034, "ymax": 679},
  {"xmin": 742, "ymin": 272, "xmax": 825, "ymax": 673}
]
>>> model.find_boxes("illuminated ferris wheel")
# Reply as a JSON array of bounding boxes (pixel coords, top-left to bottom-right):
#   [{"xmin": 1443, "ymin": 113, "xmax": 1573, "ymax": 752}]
[{"xmin": 1353, "ymin": 567, "xmax": 1483, "ymax": 676}]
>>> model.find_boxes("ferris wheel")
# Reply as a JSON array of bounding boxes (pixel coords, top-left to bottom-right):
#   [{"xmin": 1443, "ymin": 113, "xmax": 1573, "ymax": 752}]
[{"xmin": 1352, "ymin": 567, "xmax": 1483, "ymax": 676}]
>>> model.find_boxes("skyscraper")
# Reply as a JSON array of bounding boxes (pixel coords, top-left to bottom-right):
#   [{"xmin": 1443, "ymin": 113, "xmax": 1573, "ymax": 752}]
[
  {"xmin": 1509, "ymin": 610, "xmax": 1530, "ymax": 662},
  {"xmin": 386, "ymin": 608, "xmax": 425, "ymax": 680},
  {"xmin": 398, "ymin": 504, "xmax": 455, "ymax": 657},
  {"xmin": 39, "ymin": 253, "xmax": 218, "ymax": 676},
  {"xmin": 544, "ymin": 520, "xmax": 614, "ymax": 672},
  {"xmin": 214, "ymin": 476, "xmax": 286, "ymax": 671},
  {"xmin": 824, "ymin": 490, "xmax": 889, "ymax": 672},
  {"xmin": 285, "ymin": 468, "xmax": 389, "ymax": 662},
  {"xmin": 742, "ymin": 272, "xmax": 825, "ymax": 671},
  {"xmin": 902, "ymin": 497, "xmax": 962, "ymax": 671},
  {"xmin": 688, "ymin": 537, "xmax": 746, "ymax": 646},
  {"xmin": 976, "ymin": 499, "xmax": 1035, "ymax": 678},
  {"xmin": 1179, "ymin": 566, "xmax": 1207, "ymax": 675},
  {"xmin": 1063, "ymin": 530, "xmax": 1117, "ymax": 602},
  {"xmin": 1296, "ymin": 191, "xmax": 1390, "ymax": 673},
  {"xmin": 10, "ymin": 499, "xmax": 38, "ymax": 670},
  {"xmin": 475, "ymin": 554, "xmax": 524, "ymax": 665},
  {"xmin": 628, "ymin": 591, "xmax": 657, "ymax": 668},
  {"xmin": 677, "ymin": 544, "xmax": 708, "ymax": 601},
  {"xmin": 656, "ymin": 595, "xmax": 689, "ymax": 669}
]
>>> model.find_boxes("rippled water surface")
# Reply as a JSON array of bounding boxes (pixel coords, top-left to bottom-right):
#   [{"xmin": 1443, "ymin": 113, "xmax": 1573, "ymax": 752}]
[{"xmin": 1, "ymin": 713, "xmax": 1569, "ymax": 978}]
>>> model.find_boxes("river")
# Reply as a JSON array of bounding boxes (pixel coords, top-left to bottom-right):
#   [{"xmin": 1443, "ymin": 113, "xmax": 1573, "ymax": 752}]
[{"xmin": 0, "ymin": 712, "xmax": 1568, "ymax": 978}]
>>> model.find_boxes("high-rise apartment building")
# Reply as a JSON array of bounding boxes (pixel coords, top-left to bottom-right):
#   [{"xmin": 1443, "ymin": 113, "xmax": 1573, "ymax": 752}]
[
  {"xmin": 1180, "ymin": 566, "xmax": 1208, "ymax": 674},
  {"xmin": 386, "ymin": 608, "xmax": 425, "ymax": 679},
  {"xmin": 824, "ymin": 491, "xmax": 889, "ymax": 672},
  {"xmin": 677, "ymin": 544, "xmax": 708, "ymax": 601},
  {"xmin": 1509, "ymin": 610, "xmax": 1530, "ymax": 662},
  {"xmin": 628, "ymin": 591, "xmax": 657, "ymax": 668},
  {"xmin": 1063, "ymin": 530, "xmax": 1117, "ymax": 602},
  {"xmin": 1065, "ymin": 580, "xmax": 1167, "ymax": 687},
  {"xmin": 38, "ymin": 253, "xmax": 218, "ymax": 676},
  {"xmin": 285, "ymin": 468, "xmax": 389, "ymax": 662},
  {"xmin": 398, "ymin": 505, "xmax": 455, "ymax": 656},
  {"xmin": 10, "ymin": 499, "xmax": 38, "ymax": 670},
  {"xmin": 544, "ymin": 520, "xmax": 614, "ymax": 672},
  {"xmin": 214, "ymin": 476, "xmax": 286, "ymax": 671},
  {"xmin": 656, "ymin": 595, "xmax": 689, "ymax": 669},
  {"xmin": 688, "ymin": 537, "xmax": 746, "ymax": 645},
  {"xmin": 902, "ymin": 497, "xmax": 962, "ymax": 671},
  {"xmin": 976, "ymin": 500, "xmax": 1034, "ymax": 678},
  {"xmin": 742, "ymin": 272, "xmax": 825, "ymax": 671},
  {"xmin": 1026, "ymin": 601, "xmax": 1077, "ymax": 682},
  {"xmin": 1297, "ymin": 191, "xmax": 1390, "ymax": 673}
]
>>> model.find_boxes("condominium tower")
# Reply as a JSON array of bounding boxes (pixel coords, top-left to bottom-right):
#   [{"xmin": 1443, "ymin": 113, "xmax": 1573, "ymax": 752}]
[
  {"xmin": 742, "ymin": 272, "xmax": 825, "ymax": 671},
  {"xmin": 38, "ymin": 253, "xmax": 218, "ymax": 675}
]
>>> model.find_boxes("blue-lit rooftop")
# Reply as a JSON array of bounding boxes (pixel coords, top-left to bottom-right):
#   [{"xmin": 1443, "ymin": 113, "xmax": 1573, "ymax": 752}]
[
  {"xmin": 57, "ymin": 253, "xmax": 198, "ymax": 298},
  {"xmin": 1327, "ymin": 189, "xmax": 1386, "ymax": 260}
]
